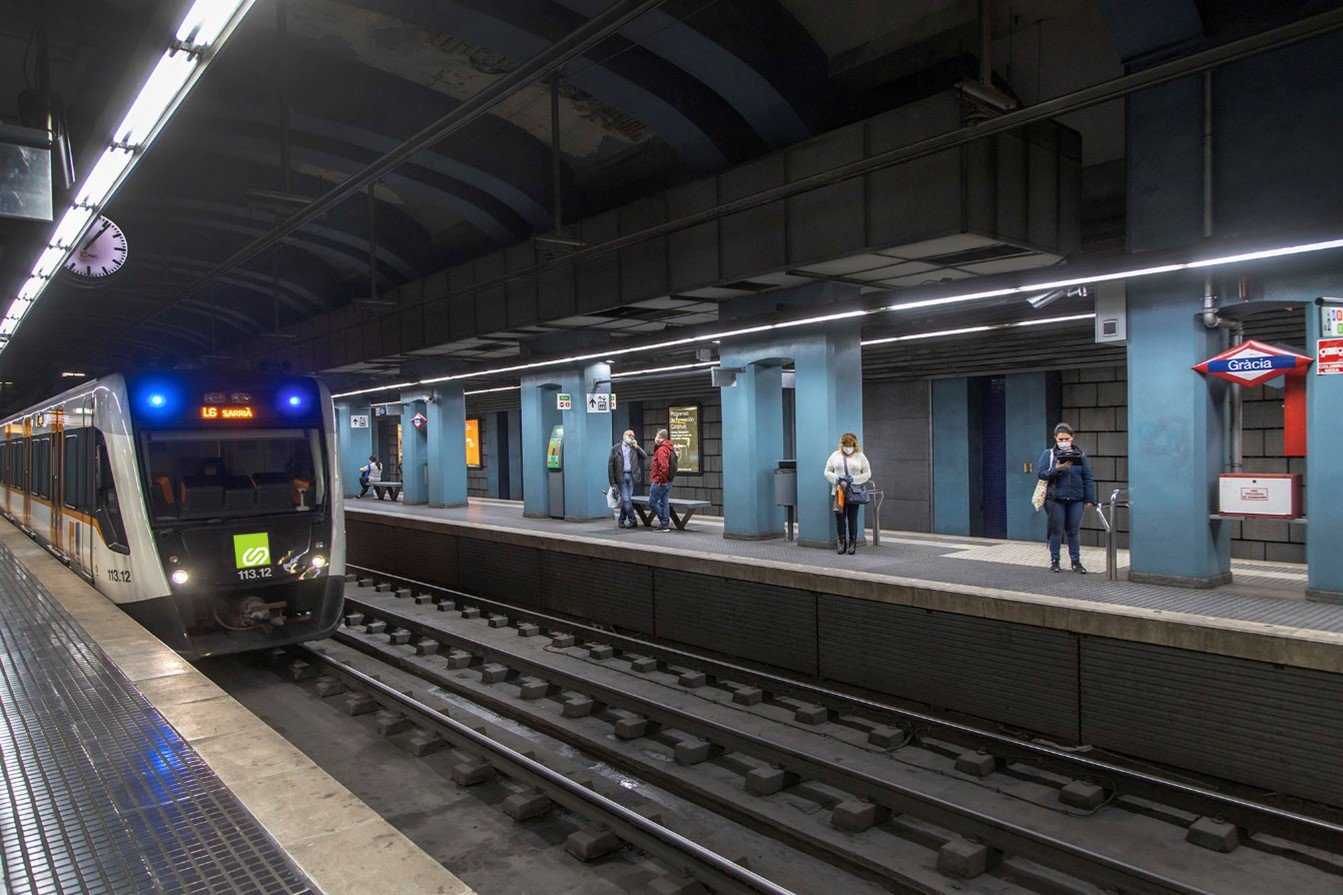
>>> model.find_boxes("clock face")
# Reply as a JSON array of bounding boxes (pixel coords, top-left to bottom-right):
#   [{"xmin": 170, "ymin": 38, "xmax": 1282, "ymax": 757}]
[{"xmin": 63, "ymin": 215, "xmax": 128, "ymax": 279}]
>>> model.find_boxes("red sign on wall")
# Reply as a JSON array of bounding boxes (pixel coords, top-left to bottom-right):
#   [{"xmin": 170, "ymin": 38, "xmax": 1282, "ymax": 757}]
[{"xmin": 1318, "ymin": 338, "xmax": 1343, "ymax": 375}]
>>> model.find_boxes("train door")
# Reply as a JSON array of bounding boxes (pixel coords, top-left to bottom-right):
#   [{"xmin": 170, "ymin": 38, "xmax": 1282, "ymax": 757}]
[
  {"xmin": 79, "ymin": 398, "xmax": 95, "ymax": 574},
  {"xmin": 22, "ymin": 418, "xmax": 30, "ymax": 528},
  {"xmin": 49, "ymin": 409, "xmax": 64, "ymax": 554}
]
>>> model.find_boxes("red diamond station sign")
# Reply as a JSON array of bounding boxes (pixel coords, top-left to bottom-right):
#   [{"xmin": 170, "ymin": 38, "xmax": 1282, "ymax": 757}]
[{"xmin": 1192, "ymin": 340, "xmax": 1313, "ymax": 387}]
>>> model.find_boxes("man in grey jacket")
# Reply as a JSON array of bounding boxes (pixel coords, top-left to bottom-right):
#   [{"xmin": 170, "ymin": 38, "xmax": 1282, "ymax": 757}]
[{"xmin": 607, "ymin": 430, "xmax": 647, "ymax": 529}]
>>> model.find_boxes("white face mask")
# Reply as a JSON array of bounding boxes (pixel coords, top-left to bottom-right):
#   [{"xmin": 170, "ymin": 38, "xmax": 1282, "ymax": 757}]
[
  {"xmin": 624, "ymin": 436, "xmax": 633, "ymax": 445},
  {"xmin": 843, "ymin": 446, "xmax": 854, "ymax": 455}
]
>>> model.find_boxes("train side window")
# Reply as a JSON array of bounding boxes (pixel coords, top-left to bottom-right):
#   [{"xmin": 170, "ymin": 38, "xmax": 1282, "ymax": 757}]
[
  {"xmin": 31, "ymin": 438, "xmax": 50, "ymax": 499},
  {"xmin": 63, "ymin": 431, "xmax": 87, "ymax": 511},
  {"xmin": 14, "ymin": 440, "xmax": 24, "ymax": 492},
  {"xmin": 93, "ymin": 431, "xmax": 129, "ymax": 554}
]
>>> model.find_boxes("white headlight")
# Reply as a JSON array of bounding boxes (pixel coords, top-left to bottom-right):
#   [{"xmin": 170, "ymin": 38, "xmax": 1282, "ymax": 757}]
[
  {"xmin": 171, "ymin": 569, "xmax": 190, "ymax": 585},
  {"xmin": 310, "ymin": 555, "xmax": 327, "ymax": 569}
]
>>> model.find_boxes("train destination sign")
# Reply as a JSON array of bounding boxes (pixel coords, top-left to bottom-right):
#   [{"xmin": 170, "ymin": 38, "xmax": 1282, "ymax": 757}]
[
  {"xmin": 1192, "ymin": 340, "xmax": 1312, "ymax": 387},
  {"xmin": 200, "ymin": 405, "xmax": 255, "ymax": 420},
  {"xmin": 668, "ymin": 404, "xmax": 701, "ymax": 474}
]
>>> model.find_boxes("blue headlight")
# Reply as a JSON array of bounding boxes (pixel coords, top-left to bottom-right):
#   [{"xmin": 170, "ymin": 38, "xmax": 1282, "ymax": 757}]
[
  {"xmin": 148, "ymin": 394, "xmax": 166, "ymax": 408},
  {"xmin": 288, "ymin": 395, "xmax": 301, "ymax": 407}
]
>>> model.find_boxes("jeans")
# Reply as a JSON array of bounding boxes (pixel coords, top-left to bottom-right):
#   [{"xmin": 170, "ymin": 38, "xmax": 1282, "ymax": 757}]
[
  {"xmin": 1048, "ymin": 498, "xmax": 1085, "ymax": 563},
  {"xmin": 618, "ymin": 472, "xmax": 635, "ymax": 525},
  {"xmin": 649, "ymin": 482, "xmax": 672, "ymax": 528},
  {"xmin": 834, "ymin": 501, "xmax": 860, "ymax": 543}
]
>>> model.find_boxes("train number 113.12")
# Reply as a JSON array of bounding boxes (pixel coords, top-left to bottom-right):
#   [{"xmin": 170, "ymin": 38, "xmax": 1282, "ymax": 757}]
[{"xmin": 106, "ymin": 569, "xmax": 132, "ymax": 584}]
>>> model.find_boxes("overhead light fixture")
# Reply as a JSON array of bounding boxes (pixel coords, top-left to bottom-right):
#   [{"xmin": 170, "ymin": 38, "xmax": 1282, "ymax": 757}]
[
  {"xmin": 61, "ymin": 372, "xmax": 87, "ymax": 378},
  {"xmin": 463, "ymin": 385, "xmax": 521, "ymax": 395},
  {"xmin": 0, "ymin": 0, "xmax": 256, "ymax": 359},
  {"xmin": 332, "ymin": 236, "xmax": 1343, "ymax": 400}
]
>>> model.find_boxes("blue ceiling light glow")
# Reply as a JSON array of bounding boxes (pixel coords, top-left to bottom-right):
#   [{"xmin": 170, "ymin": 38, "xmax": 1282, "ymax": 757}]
[
  {"xmin": 288, "ymin": 395, "xmax": 301, "ymax": 407},
  {"xmin": 148, "ymin": 394, "xmax": 166, "ymax": 408}
]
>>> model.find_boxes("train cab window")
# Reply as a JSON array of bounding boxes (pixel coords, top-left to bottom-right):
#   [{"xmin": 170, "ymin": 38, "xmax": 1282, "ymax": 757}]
[
  {"xmin": 142, "ymin": 429, "xmax": 325, "ymax": 522},
  {"xmin": 92, "ymin": 431, "xmax": 129, "ymax": 553}
]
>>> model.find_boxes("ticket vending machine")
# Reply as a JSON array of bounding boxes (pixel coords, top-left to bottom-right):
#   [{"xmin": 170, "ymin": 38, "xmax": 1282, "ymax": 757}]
[{"xmin": 546, "ymin": 425, "xmax": 564, "ymax": 519}]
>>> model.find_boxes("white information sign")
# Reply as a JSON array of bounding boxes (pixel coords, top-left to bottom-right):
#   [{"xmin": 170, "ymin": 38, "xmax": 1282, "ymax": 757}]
[
  {"xmin": 349, "ymin": 414, "xmax": 369, "ymax": 429},
  {"xmin": 557, "ymin": 393, "xmax": 572, "ymax": 411},
  {"xmin": 1323, "ymin": 303, "xmax": 1343, "ymax": 338},
  {"xmin": 586, "ymin": 393, "xmax": 611, "ymax": 414}
]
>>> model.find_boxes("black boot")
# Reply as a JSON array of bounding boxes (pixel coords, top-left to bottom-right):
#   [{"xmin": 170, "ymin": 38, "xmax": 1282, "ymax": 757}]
[
  {"xmin": 837, "ymin": 537, "xmax": 846, "ymax": 555},
  {"xmin": 846, "ymin": 538, "xmax": 856, "ymax": 554},
  {"xmin": 1072, "ymin": 561, "xmax": 1088, "ymax": 574},
  {"xmin": 1050, "ymin": 561, "xmax": 1061, "ymax": 573}
]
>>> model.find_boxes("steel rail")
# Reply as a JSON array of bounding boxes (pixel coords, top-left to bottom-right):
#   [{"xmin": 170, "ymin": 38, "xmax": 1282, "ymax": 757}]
[
  {"xmin": 297, "ymin": 644, "xmax": 798, "ymax": 895},
  {"xmin": 338, "ymin": 594, "xmax": 1221, "ymax": 895},
  {"xmin": 91, "ymin": 0, "xmax": 671, "ymax": 355},
  {"xmin": 347, "ymin": 564, "xmax": 1343, "ymax": 854},
  {"xmin": 235, "ymin": 6, "xmax": 1343, "ymax": 368}
]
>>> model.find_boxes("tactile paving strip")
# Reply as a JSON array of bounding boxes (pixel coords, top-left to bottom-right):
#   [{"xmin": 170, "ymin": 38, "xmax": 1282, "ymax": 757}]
[{"xmin": 0, "ymin": 544, "xmax": 315, "ymax": 895}]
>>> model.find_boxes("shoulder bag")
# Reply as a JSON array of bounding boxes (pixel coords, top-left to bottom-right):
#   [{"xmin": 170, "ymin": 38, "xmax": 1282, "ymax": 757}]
[
  {"xmin": 1031, "ymin": 449, "xmax": 1054, "ymax": 511},
  {"xmin": 842, "ymin": 456, "xmax": 870, "ymax": 505}
]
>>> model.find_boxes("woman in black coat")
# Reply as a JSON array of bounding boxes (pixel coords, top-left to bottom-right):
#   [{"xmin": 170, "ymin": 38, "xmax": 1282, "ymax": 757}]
[{"xmin": 1037, "ymin": 423, "xmax": 1095, "ymax": 573}]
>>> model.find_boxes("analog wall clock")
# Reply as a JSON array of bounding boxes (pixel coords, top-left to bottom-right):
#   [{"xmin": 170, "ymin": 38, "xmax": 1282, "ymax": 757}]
[{"xmin": 63, "ymin": 214, "xmax": 128, "ymax": 283}]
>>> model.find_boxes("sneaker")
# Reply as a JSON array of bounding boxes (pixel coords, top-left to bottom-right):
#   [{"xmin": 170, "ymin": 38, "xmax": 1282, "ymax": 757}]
[
  {"xmin": 1072, "ymin": 561, "xmax": 1088, "ymax": 574},
  {"xmin": 655, "ymin": 524, "xmax": 670, "ymax": 532},
  {"xmin": 1050, "ymin": 561, "xmax": 1061, "ymax": 573}
]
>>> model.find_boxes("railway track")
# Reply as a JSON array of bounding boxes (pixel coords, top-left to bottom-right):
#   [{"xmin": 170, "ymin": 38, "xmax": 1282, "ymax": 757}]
[{"xmin": 330, "ymin": 566, "xmax": 1343, "ymax": 894}]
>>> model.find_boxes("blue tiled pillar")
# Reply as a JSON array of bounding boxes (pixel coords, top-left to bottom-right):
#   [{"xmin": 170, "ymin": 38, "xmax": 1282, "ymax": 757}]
[
  {"xmin": 335, "ymin": 402, "xmax": 372, "ymax": 498},
  {"xmin": 484, "ymin": 412, "xmax": 501, "ymax": 498},
  {"xmin": 399, "ymin": 394, "xmax": 429, "ymax": 505},
  {"xmin": 1306, "ymin": 296, "xmax": 1343, "ymax": 601},
  {"xmin": 794, "ymin": 324, "xmax": 864, "ymax": 546},
  {"xmin": 1126, "ymin": 274, "xmax": 1231, "ymax": 586},
  {"xmin": 507, "ymin": 409, "xmax": 523, "ymax": 500},
  {"xmin": 720, "ymin": 360, "xmax": 785, "ymax": 539},
  {"xmin": 520, "ymin": 363, "xmax": 612, "ymax": 520},
  {"xmin": 426, "ymin": 384, "xmax": 467, "ymax": 507}
]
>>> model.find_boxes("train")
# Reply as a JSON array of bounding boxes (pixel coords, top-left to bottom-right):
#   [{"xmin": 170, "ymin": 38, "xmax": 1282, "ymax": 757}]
[{"xmin": 0, "ymin": 371, "xmax": 346, "ymax": 659}]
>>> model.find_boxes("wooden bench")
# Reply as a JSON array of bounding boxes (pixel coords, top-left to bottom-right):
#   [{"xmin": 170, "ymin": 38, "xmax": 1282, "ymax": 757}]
[
  {"xmin": 370, "ymin": 481, "xmax": 402, "ymax": 501},
  {"xmin": 628, "ymin": 495, "xmax": 712, "ymax": 530}
]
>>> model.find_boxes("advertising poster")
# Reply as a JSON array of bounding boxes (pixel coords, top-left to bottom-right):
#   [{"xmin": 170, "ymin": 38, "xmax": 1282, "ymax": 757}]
[
  {"xmin": 668, "ymin": 405, "xmax": 701, "ymax": 474},
  {"xmin": 465, "ymin": 418, "xmax": 481, "ymax": 467}
]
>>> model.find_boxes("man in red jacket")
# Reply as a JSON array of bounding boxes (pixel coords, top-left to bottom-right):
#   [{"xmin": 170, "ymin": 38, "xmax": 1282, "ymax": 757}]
[{"xmin": 649, "ymin": 429, "xmax": 678, "ymax": 531}]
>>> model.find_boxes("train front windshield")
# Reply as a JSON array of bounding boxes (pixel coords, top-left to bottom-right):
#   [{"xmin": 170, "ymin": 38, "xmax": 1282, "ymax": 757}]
[{"xmin": 143, "ymin": 429, "xmax": 326, "ymax": 522}]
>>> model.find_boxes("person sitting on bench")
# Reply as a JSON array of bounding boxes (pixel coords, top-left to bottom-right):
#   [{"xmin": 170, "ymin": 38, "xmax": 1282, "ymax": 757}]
[{"xmin": 357, "ymin": 455, "xmax": 381, "ymax": 499}]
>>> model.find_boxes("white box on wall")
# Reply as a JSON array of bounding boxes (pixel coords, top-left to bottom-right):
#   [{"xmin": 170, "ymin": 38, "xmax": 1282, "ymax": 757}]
[
  {"xmin": 1218, "ymin": 474, "xmax": 1301, "ymax": 518},
  {"xmin": 1095, "ymin": 281, "xmax": 1127, "ymax": 344}
]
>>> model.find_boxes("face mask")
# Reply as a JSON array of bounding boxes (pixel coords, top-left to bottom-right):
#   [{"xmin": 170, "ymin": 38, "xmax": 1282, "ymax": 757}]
[
  {"xmin": 843, "ymin": 446, "xmax": 854, "ymax": 455},
  {"xmin": 624, "ymin": 437, "xmax": 633, "ymax": 445}
]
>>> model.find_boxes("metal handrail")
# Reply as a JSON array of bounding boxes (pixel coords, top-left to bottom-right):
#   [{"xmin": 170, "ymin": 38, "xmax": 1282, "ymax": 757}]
[{"xmin": 1098, "ymin": 488, "xmax": 1130, "ymax": 580}]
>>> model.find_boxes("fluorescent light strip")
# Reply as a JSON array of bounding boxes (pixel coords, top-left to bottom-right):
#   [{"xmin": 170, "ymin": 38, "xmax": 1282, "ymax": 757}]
[
  {"xmin": 464, "ymin": 385, "xmax": 522, "ymax": 395},
  {"xmin": 331, "ymin": 235, "xmax": 1341, "ymax": 400},
  {"xmin": 612, "ymin": 361, "xmax": 718, "ymax": 378},
  {"xmin": 860, "ymin": 312, "xmax": 1095, "ymax": 347},
  {"xmin": 0, "ymin": 0, "xmax": 253, "ymax": 358}
]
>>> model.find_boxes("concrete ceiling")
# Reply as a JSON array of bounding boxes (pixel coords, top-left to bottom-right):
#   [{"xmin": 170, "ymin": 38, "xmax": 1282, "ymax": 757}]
[{"xmin": 0, "ymin": 0, "xmax": 1313, "ymax": 408}]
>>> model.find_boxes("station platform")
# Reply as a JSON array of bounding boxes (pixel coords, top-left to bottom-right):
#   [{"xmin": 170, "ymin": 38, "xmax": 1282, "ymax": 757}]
[
  {"xmin": 348, "ymin": 497, "xmax": 1340, "ymax": 671},
  {"xmin": 0, "ymin": 522, "xmax": 473, "ymax": 895},
  {"xmin": 347, "ymin": 497, "xmax": 1343, "ymax": 804}
]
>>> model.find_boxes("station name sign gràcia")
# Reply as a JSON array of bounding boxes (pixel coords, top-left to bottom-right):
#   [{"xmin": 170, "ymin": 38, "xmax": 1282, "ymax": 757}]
[{"xmin": 1192, "ymin": 340, "xmax": 1312, "ymax": 387}]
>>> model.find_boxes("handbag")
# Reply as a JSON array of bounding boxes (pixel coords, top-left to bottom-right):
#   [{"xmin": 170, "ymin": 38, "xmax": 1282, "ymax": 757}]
[
  {"xmin": 842, "ymin": 456, "xmax": 870, "ymax": 505},
  {"xmin": 1031, "ymin": 449, "xmax": 1054, "ymax": 511}
]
